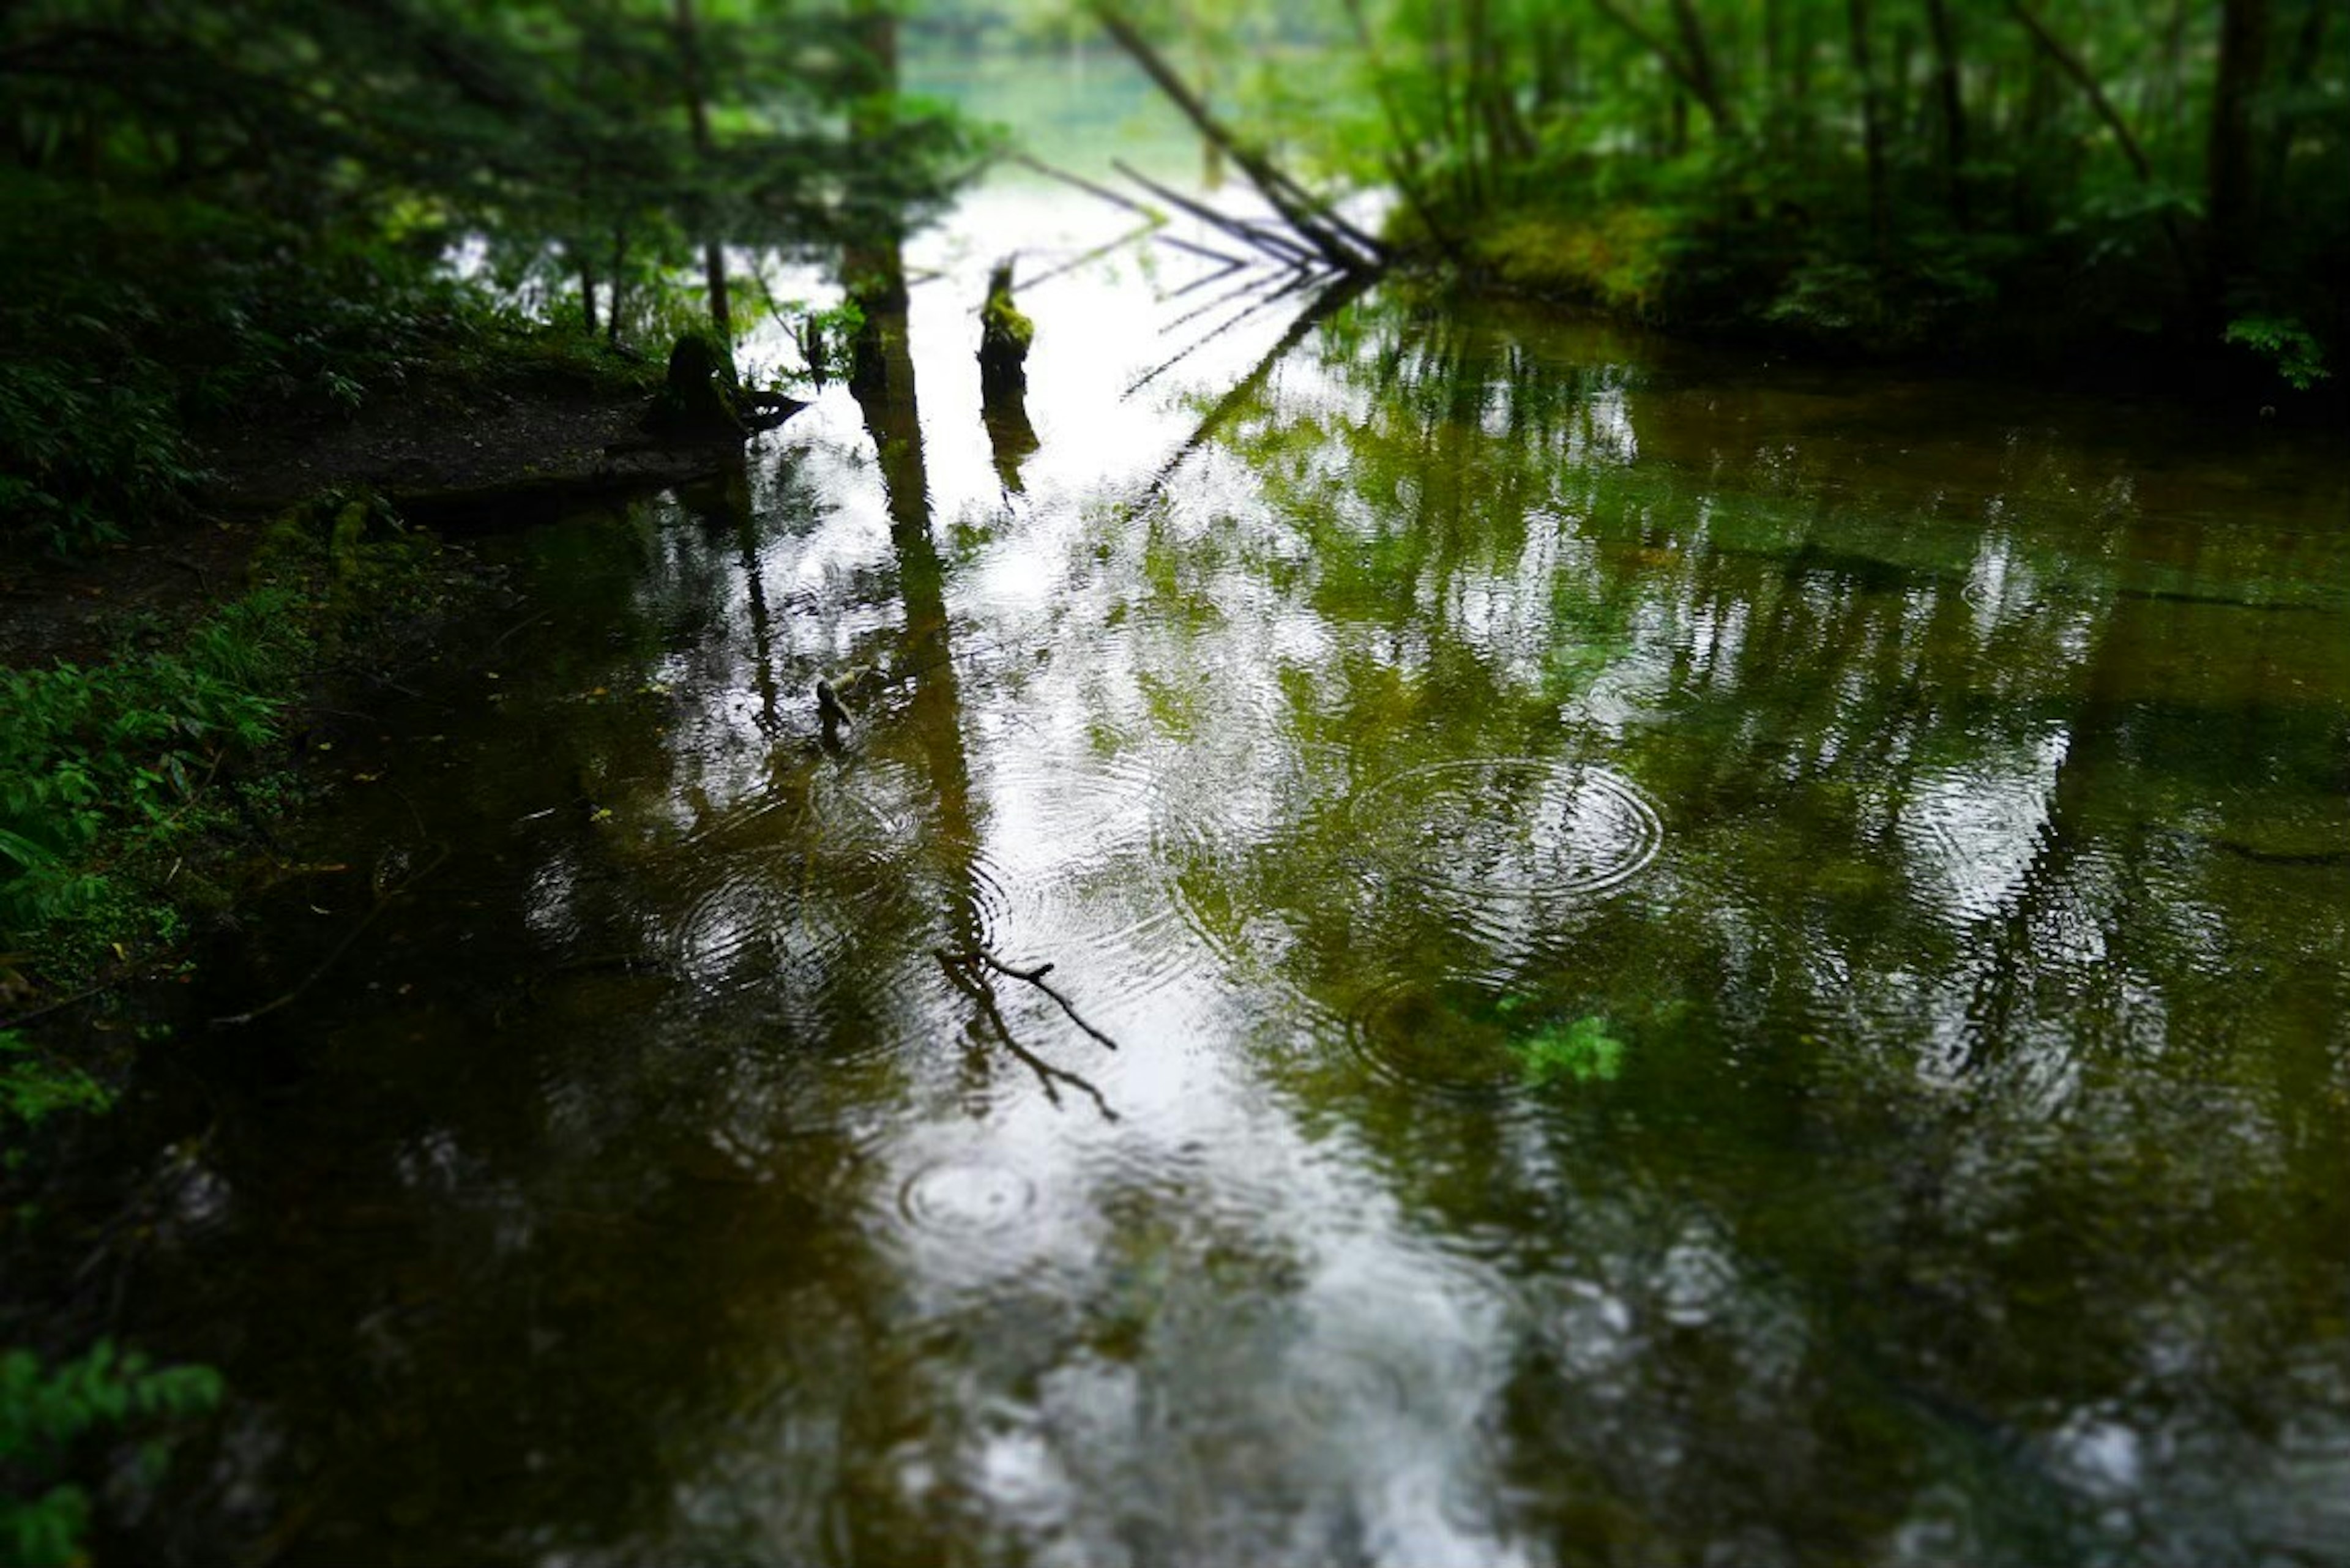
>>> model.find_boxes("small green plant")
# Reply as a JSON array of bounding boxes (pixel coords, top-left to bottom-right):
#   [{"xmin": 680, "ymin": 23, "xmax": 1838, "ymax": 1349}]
[
  {"xmin": 1, "ymin": 1342, "xmax": 222, "ymax": 1568},
  {"xmin": 771, "ymin": 297, "xmax": 867, "ymax": 386},
  {"xmin": 1512, "ymin": 1015, "xmax": 1628, "ymax": 1086},
  {"xmin": 0, "ymin": 1032, "xmax": 112, "ymax": 1155}
]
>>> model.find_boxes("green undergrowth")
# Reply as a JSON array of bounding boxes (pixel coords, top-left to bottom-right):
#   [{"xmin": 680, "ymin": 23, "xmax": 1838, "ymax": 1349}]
[
  {"xmin": 0, "ymin": 172, "xmax": 646, "ymax": 560},
  {"xmin": 1, "ymin": 492, "xmax": 449, "ymax": 992},
  {"xmin": 2, "ymin": 487, "xmax": 464, "ymax": 1568},
  {"xmin": 1404, "ymin": 148, "xmax": 2340, "ymax": 397}
]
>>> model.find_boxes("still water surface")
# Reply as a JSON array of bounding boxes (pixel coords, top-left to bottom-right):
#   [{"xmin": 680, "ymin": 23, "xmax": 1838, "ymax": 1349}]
[{"xmin": 129, "ymin": 168, "xmax": 2350, "ymax": 1566}]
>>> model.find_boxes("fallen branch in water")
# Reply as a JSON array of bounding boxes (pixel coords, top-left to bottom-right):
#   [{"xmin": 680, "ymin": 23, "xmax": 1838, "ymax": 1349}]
[
  {"xmin": 1092, "ymin": 5, "xmax": 1387, "ymax": 274},
  {"xmin": 1115, "ymin": 160, "xmax": 1321, "ymax": 271}
]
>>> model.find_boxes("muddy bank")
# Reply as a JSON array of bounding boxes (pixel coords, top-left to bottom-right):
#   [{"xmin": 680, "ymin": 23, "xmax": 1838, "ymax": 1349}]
[{"xmin": 3, "ymin": 373, "xmax": 799, "ymax": 673}]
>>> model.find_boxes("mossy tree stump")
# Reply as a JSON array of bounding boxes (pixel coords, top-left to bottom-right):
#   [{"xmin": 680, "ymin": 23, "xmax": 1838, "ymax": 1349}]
[
  {"xmin": 643, "ymin": 332, "xmax": 744, "ymax": 440},
  {"xmin": 977, "ymin": 260, "xmax": 1034, "ymax": 397}
]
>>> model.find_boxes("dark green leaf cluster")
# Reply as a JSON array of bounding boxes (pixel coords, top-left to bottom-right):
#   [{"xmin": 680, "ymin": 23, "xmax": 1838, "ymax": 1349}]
[{"xmin": 1, "ymin": 1342, "xmax": 221, "ymax": 1568}]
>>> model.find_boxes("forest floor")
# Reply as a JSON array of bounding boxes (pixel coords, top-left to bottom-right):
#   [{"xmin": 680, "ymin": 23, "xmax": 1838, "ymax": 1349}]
[{"xmin": 0, "ymin": 376, "xmax": 789, "ymax": 673}]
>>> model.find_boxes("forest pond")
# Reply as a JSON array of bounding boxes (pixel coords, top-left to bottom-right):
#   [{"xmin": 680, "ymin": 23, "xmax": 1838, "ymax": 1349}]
[{"xmin": 119, "ymin": 170, "xmax": 2350, "ymax": 1567}]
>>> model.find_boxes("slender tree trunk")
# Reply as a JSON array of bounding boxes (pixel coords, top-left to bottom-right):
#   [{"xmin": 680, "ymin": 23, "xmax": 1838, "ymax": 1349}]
[
  {"xmin": 1791, "ymin": 0, "xmax": 1813, "ymax": 147},
  {"xmin": 2002, "ymin": 0, "xmax": 2195, "ymax": 284},
  {"xmin": 606, "ymin": 220, "xmax": 630, "ymax": 346},
  {"xmin": 2262, "ymin": 3, "xmax": 2329, "ymax": 209},
  {"xmin": 1589, "ymin": 0, "xmax": 1739, "ymax": 136},
  {"xmin": 2002, "ymin": 0, "xmax": 2154, "ymax": 181},
  {"xmin": 1848, "ymin": 0, "xmax": 1890, "ymax": 261},
  {"xmin": 1341, "ymin": 0, "xmax": 1457, "ymax": 252},
  {"xmin": 1923, "ymin": 0, "xmax": 1970, "ymax": 225},
  {"xmin": 2205, "ymin": 0, "xmax": 2269, "ymax": 307},
  {"xmin": 2161, "ymin": 0, "xmax": 2190, "ymax": 130},
  {"xmin": 674, "ymin": 0, "xmax": 731, "ymax": 341},
  {"xmin": 578, "ymin": 252, "xmax": 599, "ymax": 337},
  {"xmin": 846, "ymin": 0, "xmax": 909, "ymax": 310},
  {"xmin": 1668, "ymin": 0, "xmax": 1733, "ymax": 133}
]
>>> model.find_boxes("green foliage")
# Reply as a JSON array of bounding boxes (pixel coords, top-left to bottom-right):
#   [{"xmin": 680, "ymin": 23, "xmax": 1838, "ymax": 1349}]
[
  {"xmin": 1146, "ymin": 0, "xmax": 2348, "ymax": 368},
  {"xmin": 0, "ymin": 0, "xmax": 985, "ymax": 553},
  {"xmin": 1510, "ymin": 1015, "xmax": 1629, "ymax": 1086},
  {"xmin": 0, "ymin": 360, "xmax": 201, "ymax": 558},
  {"xmin": 0, "ymin": 1034, "xmax": 111, "ymax": 1151},
  {"xmin": 2225, "ymin": 314, "xmax": 2333, "ymax": 391},
  {"xmin": 0, "ymin": 173, "xmax": 603, "ymax": 556},
  {"xmin": 1469, "ymin": 208, "xmax": 1672, "ymax": 314},
  {"xmin": 1, "ymin": 1342, "xmax": 222, "ymax": 1568},
  {"xmin": 0, "ymin": 592, "xmax": 304, "ymax": 977}
]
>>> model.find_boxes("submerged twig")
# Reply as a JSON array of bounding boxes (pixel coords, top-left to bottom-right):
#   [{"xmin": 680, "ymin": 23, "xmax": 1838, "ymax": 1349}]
[
  {"xmin": 1015, "ymin": 218, "xmax": 1179, "ymax": 294},
  {"xmin": 482, "ymin": 607, "xmax": 552, "ymax": 660},
  {"xmin": 1013, "ymin": 152, "xmax": 1158, "ymax": 220},
  {"xmin": 1160, "ymin": 255, "xmax": 1251, "ymax": 301},
  {"xmin": 212, "ymin": 842, "xmax": 449, "ymax": 1026}
]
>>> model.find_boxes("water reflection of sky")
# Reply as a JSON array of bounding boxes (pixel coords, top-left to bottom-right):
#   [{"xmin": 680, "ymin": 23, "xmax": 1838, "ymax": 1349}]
[
  {"xmin": 569, "ymin": 152, "xmax": 2350, "ymax": 1561},
  {"xmin": 141, "ymin": 80, "xmax": 2350, "ymax": 1566}
]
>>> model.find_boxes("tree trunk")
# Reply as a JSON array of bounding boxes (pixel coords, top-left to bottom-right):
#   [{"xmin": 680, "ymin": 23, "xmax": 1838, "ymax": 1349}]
[
  {"xmin": 1589, "ymin": 0, "xmax": 1739, "ymax": 137},
  {"xmin": 1848, "ymin": 0, "xmax": 1890, "ymax": 261},
  {"xmin": 2002, "ymin": 0, "xmax": 2194, "ymax": 284},
  {"xmin": 2205, "ymin": 0, "xmax": 2269, "ymax": 307},
  {"xmin": 674, "ymin": 0, "xmax": 731, "ymax": 342},
  {"xmin": 1922, "ymin": 0, "xmax": 1970, "ymax": 225},
  {"xmin": 846, "ymin": 0, "xmax": 909, "ymax": 310},
  {"xmin": 2262, "ymin": 2, "xmax": 2329, "ymax": 211},
  {"xmin": 1668, "ymin": 0, "xmax": 1733, "ymax": 135},
  {"xmin": 1094, "ymin": 5, "xmax": 1385, "ymax": 270},
  {"xmin": 606, "ymin": 221, "xmax": 630, "ymax": 346},
  {"xmin": 1340, "ymin": 0, "xmax": 1457, "ymax": 252}
]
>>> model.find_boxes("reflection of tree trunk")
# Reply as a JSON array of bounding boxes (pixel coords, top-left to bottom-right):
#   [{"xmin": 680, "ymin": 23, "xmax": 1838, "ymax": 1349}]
[
  {"xmin": 848, "ymin": 282, "xmax": 982, "ymax": 956},
  {"xmin": 708, "ymin": 457, "xmax": 783, "ymax": 736},
  {"xmin": 1136, "ymin": 273, "xmax": 1370, "ymax": 503},
  {"xmin": 983, "ymin": 392, "xmax": 1039, "ymax": 496}
]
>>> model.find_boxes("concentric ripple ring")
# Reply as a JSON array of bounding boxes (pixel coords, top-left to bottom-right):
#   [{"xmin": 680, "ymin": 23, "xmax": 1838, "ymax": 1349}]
[{"xmin": 1347, "ymin": 756, "xmax": 1665, "ymax": 907}]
